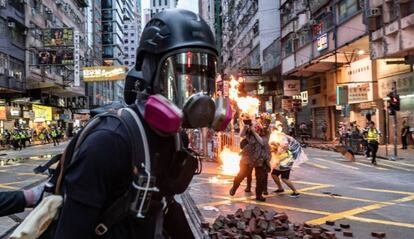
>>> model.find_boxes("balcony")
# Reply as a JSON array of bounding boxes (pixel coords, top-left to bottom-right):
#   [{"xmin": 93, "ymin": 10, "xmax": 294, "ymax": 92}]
[
  {"xmin": 401, "ymin": 13, "xmax": 414, "ymax": 29},
  {"xmin": 385, "ymin": 21, "xmax": 399, "ymax": 35},
  {"xmin": 371, "ymin": 28, "xmax": 383, "ymax": 41}
]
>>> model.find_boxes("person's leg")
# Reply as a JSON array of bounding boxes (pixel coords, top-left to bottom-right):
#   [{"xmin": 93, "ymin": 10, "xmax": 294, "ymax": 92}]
[
  {"xmin": 402, "ymin": 136, "xmax": 407, "ymax": 149},
  {"xmin": 263, "ymin": 172, "xmax": 268, "ymax": 195},
  {"xmin": 371, "ymin": 142, "xmax": 378, "ymax": 165},
  {"xmin": 245, "ymin": 166, "xmax": 253, "ymax": 192},
  {"xmin": 271, "ymin": 170, "xmax": 284, "ymax": 191},
  {"xmin": 230, "ymin": 162, "xmax": 250, "ymax": 196},
  {"xmin": 280, "ymin": 170, "xmax": 299, "ymax": 197},
  {"xmin": 254, "ymin": 167, "xmax": 266, "ymax": 201}
]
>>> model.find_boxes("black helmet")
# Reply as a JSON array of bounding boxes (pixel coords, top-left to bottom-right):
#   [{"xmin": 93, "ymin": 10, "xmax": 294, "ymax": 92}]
[
  {"xmin": 133, "ymin": 9, "xmax": 218, "ymax": 108},
  {"xmin": 136, "ymin": 9, "xmax": 217, "ymax": 71}
]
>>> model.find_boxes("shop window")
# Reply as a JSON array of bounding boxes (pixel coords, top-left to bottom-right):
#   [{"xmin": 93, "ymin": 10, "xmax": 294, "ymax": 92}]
[{"xmin": 338, "ymin": 0, "xmax": 360, "ymax": 21}]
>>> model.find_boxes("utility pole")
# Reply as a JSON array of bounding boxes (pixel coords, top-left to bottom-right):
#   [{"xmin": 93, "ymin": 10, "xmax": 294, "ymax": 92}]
[{"xmin": 388, "ymin": 81, "xmax": 399, "ymax": 161}]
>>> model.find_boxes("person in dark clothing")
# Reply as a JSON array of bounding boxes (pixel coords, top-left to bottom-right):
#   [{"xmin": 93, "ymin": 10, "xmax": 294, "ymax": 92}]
[
  {"xmin": 230, "ymin": 119, "xmax": 269, "ymax": 202},
  {"xmin": 52, "ymin": 9, "xmax": 228, "ymax": 239},
  {"xmin": 401, "ymin": 121, "xmax": 409, "ymax": 150},
  {"xmin": 0, "ymin": 183, "xmax": 45, "ymax": 217}
]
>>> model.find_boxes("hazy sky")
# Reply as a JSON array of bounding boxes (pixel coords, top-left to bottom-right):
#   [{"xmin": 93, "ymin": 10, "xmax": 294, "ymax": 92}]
[{"xmin": 141, "ymin": 0, "xmax": 198, "ymax": 13}]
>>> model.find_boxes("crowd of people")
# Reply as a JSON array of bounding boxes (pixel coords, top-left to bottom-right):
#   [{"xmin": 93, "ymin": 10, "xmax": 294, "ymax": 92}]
[{"xmin": 0, "ymin": 127, "xmax": 64, "ymax": 150}]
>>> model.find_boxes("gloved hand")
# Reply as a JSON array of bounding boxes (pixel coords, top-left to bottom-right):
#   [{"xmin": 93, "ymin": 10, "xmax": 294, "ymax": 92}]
[{"xmin": 23, "ymin": 181, "xmax": 46, "ymax": 207}]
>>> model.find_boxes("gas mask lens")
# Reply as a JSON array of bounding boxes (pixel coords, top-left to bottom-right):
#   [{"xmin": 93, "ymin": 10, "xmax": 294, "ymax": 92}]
[{"xmin": 157, "ymin": 50, "xmax": 217, "ymax": 108}]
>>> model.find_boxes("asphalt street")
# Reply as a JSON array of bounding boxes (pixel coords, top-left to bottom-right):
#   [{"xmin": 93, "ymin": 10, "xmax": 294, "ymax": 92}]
[
  {"xmin": 190, "ymin": 148, "xmax": 414, "ymax": 239},
  {"xmin": 1, "ymin": 143, "xmax": 414, "ymax": 238}
]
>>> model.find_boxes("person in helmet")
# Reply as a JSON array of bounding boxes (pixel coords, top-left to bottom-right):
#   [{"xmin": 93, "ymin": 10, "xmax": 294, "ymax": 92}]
[{"xmin": 53, "ymin": 9, "xmax": 230, "ymax": 239}]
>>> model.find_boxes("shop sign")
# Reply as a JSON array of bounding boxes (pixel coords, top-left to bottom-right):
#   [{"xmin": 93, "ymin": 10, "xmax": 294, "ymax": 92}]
[
  {"xmin": 239, "ymin": 68, "xmax": 262, "ymax": 76},
  {"xmin": 0, "ymin": 106, "xmax": 6, "ymax": 120},
  {"xmin": 74, "ymin": 30, "xmax": 80, "ymax": 86},
  {"xmin": 23, "ymin": 111, "xmax": 35, "ymax": 119},
  {"xmin": 300, "ymin": 91, "xmax": 308, "ymax": 106},
  {"xmin": 348, "ymin": 83, "xmax": 373, "ymax": 103},
  {"xmin": 73, "ymin": 114, "xmax": 90, "ymax": 121},
  {"xmin": 7, "ymin": 107, "xmax": 21, "ymax": 119},
  {"xmin": 317, "ymin": 33, "xmax": 328, "ymax": 52},
  {"xmin": 265, "ymin": 101, "xmax": 273, "ymax": 113},
  {"xmin": 60, "ymin": 114, "xmax": 71, "ymax": 120},
  {"xmin": 347, "ymin": 58, "xmax": 372, "ymax": 83},
  {"xmin": 54, "ymin": 114, "xmax": 60, "ymax": 121},
  {"xmin": 284, "ymin": 80, "xmax": 301, "ymax": 96},
  {"xmin": 336, "ymin": 85, "xmax": 348, "ymax": 105},
  {"xmin": 378, "ymin": 72, "xmax": 414, "ymax": 98},
  {"xmin": 83, "ymin": 66, "xmax": 128, "ymax": 82},
  {"xmin": 33, "ymin": 105, "xmax": 53, "ymax": 121}
]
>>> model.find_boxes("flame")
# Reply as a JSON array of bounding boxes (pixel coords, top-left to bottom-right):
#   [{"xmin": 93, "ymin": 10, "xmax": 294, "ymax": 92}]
[
  {"xmin": 219, "ymin": 147, "xmax": 241, "ymax": 176},
  {"xmin": 228, "ymin": 75, "xmax": 260, "ymax": 116}
]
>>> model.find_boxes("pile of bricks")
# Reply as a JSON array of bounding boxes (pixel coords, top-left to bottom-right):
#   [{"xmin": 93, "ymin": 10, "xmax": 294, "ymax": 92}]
[{"xmin": 203, "ymin": 207, "xmax": 386, "ymax": 239}]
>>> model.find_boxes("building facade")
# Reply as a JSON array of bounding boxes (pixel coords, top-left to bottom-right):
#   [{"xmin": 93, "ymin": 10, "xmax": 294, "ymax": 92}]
[
  {"xmin": 123, "ymin": 0, "xmax": 141, "ymax": 71},
  {"xmin": 366, "ymin": 0, "xmax": 414, "ymax": 144},
  {"xmin": 149, "ymin": 0, "xmax": 178, "ymax": 19},
  {"xmin": 23, "ymin": 0, "xmax": 89, "ymax": 132},
  {"xmin": 279, "ymin": 0, "xmax": 379, "ymax": 141}
]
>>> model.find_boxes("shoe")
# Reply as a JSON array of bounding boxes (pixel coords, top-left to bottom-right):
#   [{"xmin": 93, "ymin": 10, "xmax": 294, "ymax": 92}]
[
  {"xmin": 273, "ymin": 189, "xmax": 285, "ymax": 193},
  {"xmin": 263, "ymin": 191, "xmax": 269, "ymax": 195},
  {"xmin": 255, "ymin": 196, "xmax": 266, "ymax": 202},
  {"xmin": 367, "ymin": 157, "xmax": 372, "ymax": 160},
  {"xmin": 229, "ymin": 187, "xmax": 236, "ymax": 196},
  {"xmin": 289, "ymin": 192, "xmax": 300, "ymax": 198},
  {"xmin": 372, "ymin": 161, "xmax": 377, "ymax": 166},
  {"xmin": 244, "ymin": 188, "xmax": 251, "ymax": 193}
]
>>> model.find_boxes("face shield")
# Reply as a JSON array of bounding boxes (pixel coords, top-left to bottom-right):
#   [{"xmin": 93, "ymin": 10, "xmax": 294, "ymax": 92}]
[{"xmin": 154, "ymin": 49, "xmax": 217, "ymax": 108}]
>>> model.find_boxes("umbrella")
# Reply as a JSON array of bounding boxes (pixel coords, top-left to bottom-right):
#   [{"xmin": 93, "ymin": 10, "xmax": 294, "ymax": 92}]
[{"xmin": 335, "ymin": 145, "xmax": 355, "ymax": 161}]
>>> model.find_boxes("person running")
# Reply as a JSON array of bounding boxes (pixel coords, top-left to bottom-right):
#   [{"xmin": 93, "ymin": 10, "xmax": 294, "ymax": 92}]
[
  {"xmin": 269, "ymin": 128, "xmax": 308, "ymax": 198},
  {"xmin": 365, "ymin": 121, "xmax": 380, "ymax": 165}
]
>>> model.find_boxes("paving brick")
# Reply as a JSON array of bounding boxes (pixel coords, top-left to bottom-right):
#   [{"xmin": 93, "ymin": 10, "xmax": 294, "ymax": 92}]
[
  {"xmin": 343, "ymin": 231, "xmax": 354, "ymax": 237},
  {"xmin": 326, "ymin": 220, "xmax": 335, "ymax": 226},
  {"xmin": 371, "ymin": 232, "xmax": 386, "ymax": 238}
]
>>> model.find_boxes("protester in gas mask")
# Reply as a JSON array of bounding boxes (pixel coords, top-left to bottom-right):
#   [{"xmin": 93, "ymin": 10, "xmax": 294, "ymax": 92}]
[{"xmin": 52, "ymin": 9, "xmax": 231, "ymax": 239}]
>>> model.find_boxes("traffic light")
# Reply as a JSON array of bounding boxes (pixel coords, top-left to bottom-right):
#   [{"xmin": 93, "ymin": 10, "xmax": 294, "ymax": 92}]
[
  {"xmin": 390, "ymin": 94, "xmax": 400, "ymax": 111},
  {"xmin": 387, "ymin": 93, "xmax": 400, "ymax": 115}
]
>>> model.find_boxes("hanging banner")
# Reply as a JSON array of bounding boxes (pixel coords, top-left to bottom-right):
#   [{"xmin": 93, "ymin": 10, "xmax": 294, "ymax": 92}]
[
  {"xmin": 33, "ymin": 105, "xmax": 53, "ymax": 121},
  {"xmin": 38, "ymin": 50, "xmax": 74, "ymax": 65},
  {"xmin": 284, "ymin": 80, "xmax": 301, "ymax": 96},
  {"xmin": 317, "ymin": 33, "xmax": 328, "ymax": 52},
  {"xmin": 74, "ymin": 30, "xmax": 80, "ymax": 87}
]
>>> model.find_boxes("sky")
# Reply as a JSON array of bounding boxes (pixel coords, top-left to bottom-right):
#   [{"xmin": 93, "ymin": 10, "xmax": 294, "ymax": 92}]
[{"xmin": 141, "ymin": 0, "xmax": 198, "ymax": 13}]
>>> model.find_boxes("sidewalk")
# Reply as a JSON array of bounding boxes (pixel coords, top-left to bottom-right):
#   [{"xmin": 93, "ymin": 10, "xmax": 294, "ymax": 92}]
[{"xmin": 305, "ymin": 139, "xmax": 414, "ymax": 160}]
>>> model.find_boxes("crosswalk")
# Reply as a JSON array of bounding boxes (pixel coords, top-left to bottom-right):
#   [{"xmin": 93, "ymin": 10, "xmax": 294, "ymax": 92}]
[{"xmin": 303, "ymin": 156, "xmax": 414, "ymax": 172}]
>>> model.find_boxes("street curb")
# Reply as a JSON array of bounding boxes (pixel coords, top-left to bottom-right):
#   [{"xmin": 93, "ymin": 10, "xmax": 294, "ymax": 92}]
[{"xmin": 180, "ymin": 191, "xmax": 208, "ymax": 239}]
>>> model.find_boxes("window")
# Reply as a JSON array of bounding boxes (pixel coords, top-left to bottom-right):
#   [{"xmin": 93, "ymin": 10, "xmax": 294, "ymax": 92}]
[
  {"xmin": 282, "ymin": 37, "xmax": 294, "ymax": 57},
  {"xmin": 0, "ymin": 18, "xmax": 7, "ymax": 36},
  {"xmin": 338, "ymin": 0, "xmax": 360, "ymax": 21},
  {"xmin": 124, "ymin": 61, "xmax": 129, "ymax": 65},
  {"xmin": 165, "ymin": 0, "xmax": 167, "ymax": 5},
  {"xmin": 153, "ymin": 0, "xmax": 156, "ymax": 7},
  {"xmin": 131, "ymin": 40, "xmax": 134, "ymax": 43},
  {"xmin": 400, "ymin": 2, "xmax": 414, "ymax": 18},
  {"xmin": 0, "ymin": 53, "xmax": 8, "ymax": 69}
]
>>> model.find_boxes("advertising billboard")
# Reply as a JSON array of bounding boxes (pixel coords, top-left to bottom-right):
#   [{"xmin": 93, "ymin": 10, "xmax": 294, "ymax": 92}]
[
  {"xmin": 42, "ymin": 28, "xmax": 74, "ymax": 47},
  {"xmin": 33, "ymin": 105, "xmax": 53, "ymax": 121},
  {"xmin": 0, "ymin": 106, "xmax": 6, "ymax": 120},
  {"xmin": 83, "ymin": 66, "xmax": 128, "ymax": 82},
  {"xmin": 38, "ymin": 50, "xmax": 74, "ymax": 65}
]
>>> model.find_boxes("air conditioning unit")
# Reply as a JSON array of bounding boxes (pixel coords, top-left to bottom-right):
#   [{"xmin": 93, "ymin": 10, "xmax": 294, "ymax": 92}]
[
  {"xmin": 368, "ymin": 8, "xmax": 381, "ymax": 18},
  {"xmin": 23, "ymin": 30, "xmax": 27, "ymax": 35},
  {"xmin": 309, "ymin": 19, "xmax": 317, "ymax": 25},
  {"xmin": 325, "ymin": 6, "xmax": 333, "ymax": 13},
  {"xmin": 8, "ymin": 22, "xmax": 15, "ymax": 28},
  {"xmin": 8, "ymin": 70, "xmax": 14, "ymax": 77}
]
